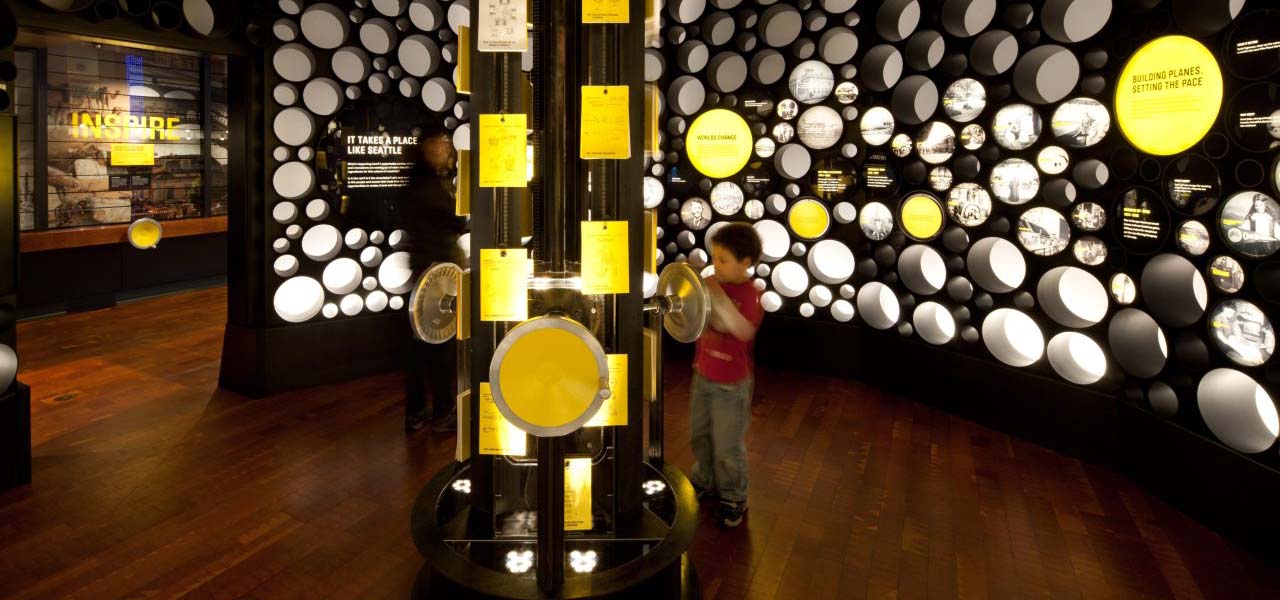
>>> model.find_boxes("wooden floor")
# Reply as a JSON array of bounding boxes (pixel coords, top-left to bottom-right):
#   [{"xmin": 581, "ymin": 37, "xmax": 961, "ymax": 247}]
[{"xmin": 2, "ymin": 287, "xmax": 1279, "ymax": 599}]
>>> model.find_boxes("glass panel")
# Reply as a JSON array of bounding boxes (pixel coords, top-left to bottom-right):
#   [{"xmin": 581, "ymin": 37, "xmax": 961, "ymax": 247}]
[{"xmin": 15, "ymin": 50, "xmax": 35, "ymax": 231}]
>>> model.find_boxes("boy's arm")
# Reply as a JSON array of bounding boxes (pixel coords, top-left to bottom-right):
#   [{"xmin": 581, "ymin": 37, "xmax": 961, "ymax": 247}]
[{"xmin": 707, "ymin": 286, "xmax": 760, "ymax": 342}]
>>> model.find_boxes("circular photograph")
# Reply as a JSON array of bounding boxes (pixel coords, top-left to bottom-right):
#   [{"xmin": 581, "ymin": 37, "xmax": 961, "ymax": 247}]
[
  {"xmin": 744, "ymin": 199, "xmax": 765, "ymax": 219},
  {"xmin": 859, "ymin": 107, "xmax": 895, "ymax": 146},
  {"xmin": 680, "ymin": 197, "xmax": 713, "ymax": 230},
  {"xmin": 1209, "ymin": 254, "xmax": 1246, "ymax": 294},
  {"xmin": 1225, "ymin": 10, "xmax": 1280, "ymax": 81},
  {"xmin": 946, "ymin": 183, "xmax": 992, "ymax": 227},
  {"xmin": 891, "ymin": 133, "xmax": 913, "ymax": 157},
  {"xmin": 1165, "ymin": 154, "xmax": 1221, "ymax": 216},
  {"xmin": 1037, "ymin": 146, "xmax": 1070, "ymax": 175},
  {"xmin": 777, "ymin": 98, "xmax": 800, "ymax": 120},
  {"xmin": 960, "ymin": 123, "xmax": 986, "ymax": 150},
  {"xmin": 1114, "ymin": 187, "xmax": 1169, "ymax": 255},
  {"xmin": 773, "ymin": 122, "xmax": 796, "ymax": 143},
  {"xmin": 1176, "ymin": 220, "xmax": 1211, "ymax": 256},
  {"xmin": 943, "ymin": 78, "xmax": 987, "ymax": 123},
  {"xmin": 1219, "ymin": 190, "xmax": 1280, "ymax": 258},
  {"xmin": 1111, "ymin": 273, "xmax": 1137, "ymax": 305},
  {"xmin": 789, "ymin": 60, "xmax": 836, "ymax": 105},
  {"xmin": 1051, "ymin": 97, "xmax": 1111, "ymax": 148},
  {"xmin": 929, "ymin": 166, "xmax": 954, "ymax": 192},
  {"xmin": 643, "ymin": 176, "xmax": 664, "ymax": 209},
  {"xmin": 1226, "ymin": 82, "xmax": 1280, "ymax": 153},
  {"xmin": 742, "ymin": 90, "xmax": 776, "ymax": 118},
  {"xmin": 1073, "ymin": 236, "xmax": 1108, "ymax": 266},
  {"xmin": 797, "ymin": 106, "xmax": 845, "ymax": 150},
  {"xmin": 811, "ymin": 158, "xmax": 857, "ymax": 201},
  {"xmin": 710, "ymin": 181, "xmax": 745, "ymax": 216},
  {"xmin": 915, "ymin": 122, "xmax": 957, "ymax": 165},
  {"xmin": 859, "ymin": 201, "xmax": 895, "ymax": 241},
  {"xmin": 991, "ymin": 104, "xmax": 1043, "ymax": 151},
  {"xmin": 835, "ymin": 81, "xmax": 859, "ymax": 104},
  {"xmin": 1208, "ymin": 299, "xmax": 1276, "ymax": 367},
  {"xmin": 989, "ymin": 158, "xmax": 1041, "ymax": 205},
  {"xmin": 755, "ymin": 137, "xmax": 777, "ymax": 158},
  {"xmin": 1071, "ymin": 202, "xmax": 1106, "ymax": 232},
  {"xmin": 1017, "ymin": 207, "xmax": 1071, "ymax": 256}
]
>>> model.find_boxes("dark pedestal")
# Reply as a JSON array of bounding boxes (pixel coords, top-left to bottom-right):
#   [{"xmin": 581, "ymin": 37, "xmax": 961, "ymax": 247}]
[{"xmin": 0, "ymin": 382, "xmax": 31, "ymax": 492}]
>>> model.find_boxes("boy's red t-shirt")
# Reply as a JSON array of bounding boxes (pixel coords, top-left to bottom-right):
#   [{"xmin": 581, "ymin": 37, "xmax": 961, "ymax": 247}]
[{"xmin": 694, "ymin": 278, "xmax": 764, "ymax": 383}]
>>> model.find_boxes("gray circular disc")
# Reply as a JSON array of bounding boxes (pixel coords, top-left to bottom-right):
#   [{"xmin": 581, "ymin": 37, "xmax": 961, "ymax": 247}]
[
  {"xmin": 1042, "ymin": 0, "xmax": 1112, "ymax": 43},
  {"xmin": 891, "ymin": 75, "xmax": 939, "ymax": 125},
  {"xmin": 818, "ymin": 27, "xmax": 858, "ymax": 65},
  {"xmin": 860, "ymin": 44, "xmax": 904, "ymax": 92},
  {"xmin": 970, "ymin": 30, "xmax": 1018, "ymax": 76},
  {"xmin": 942, "ymin": 0, "xmax": 997, "ymax": 38},
  {"xmin": 708, "ymin": 51, "xmax": 748, "ymax": 93},
  {"xmin": 759, "ymin": 4, "xmax": 803, "ymax": 48},
  {"xmin": 774, "ymin": 143, "xmax": 812, "ymax": 180},
  {"xmin": 877, "ymin": 0, "xmax": 921, "ymax": 42}
]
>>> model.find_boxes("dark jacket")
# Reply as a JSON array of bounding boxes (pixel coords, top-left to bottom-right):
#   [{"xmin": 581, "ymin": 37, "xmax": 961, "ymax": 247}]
[{"xmin": 390, "ymin": 167, "xmax": 467, "ymax": 271}]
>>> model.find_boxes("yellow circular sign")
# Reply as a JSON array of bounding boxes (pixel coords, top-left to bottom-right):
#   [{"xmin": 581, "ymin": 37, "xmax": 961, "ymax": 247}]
[
  {"xmin": 492, "ymin": 316, "xmax": 609, "ymax": 436},
  {"xmin": 1115, "ymin": 35, "xmax": 1223, "ymax": 156},
  {"xmin": 899, "ymin": 193, "xmax": 944, "ymax": 241},
  {"xmin": 127, "ymin": 218, "xmax": 162, "ymax": 249},
  {"xmin": 788, "ymin": 198, "xmax": 830, "ymax": 240},
  {"xmin": 686, "ymin": 109, "xmax": 753, "ymax": 178}
]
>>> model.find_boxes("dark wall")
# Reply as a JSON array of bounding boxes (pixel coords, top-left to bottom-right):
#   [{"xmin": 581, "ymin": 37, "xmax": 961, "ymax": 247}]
[{"xmin": 19, "ymin": 233, "xmax": 226, "ymax": 316}]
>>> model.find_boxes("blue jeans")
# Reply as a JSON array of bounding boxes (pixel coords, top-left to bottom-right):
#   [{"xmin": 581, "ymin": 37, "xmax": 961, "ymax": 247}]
[{"xmin": 689, "ymin": 373, "xmax": 752, "ymax": 504}]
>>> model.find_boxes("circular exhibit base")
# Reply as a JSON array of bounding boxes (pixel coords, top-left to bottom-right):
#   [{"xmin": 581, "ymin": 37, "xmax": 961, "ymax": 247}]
[{"xmin": 411, "ymin": 461, "xmax": 699, "ymax": 599}]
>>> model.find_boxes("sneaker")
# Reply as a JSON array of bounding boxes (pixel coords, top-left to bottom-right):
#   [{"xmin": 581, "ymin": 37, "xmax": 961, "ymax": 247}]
[
  {"xmin": 430, "ymin": 411, "xmax": 457, "ymax": 433},
  {"xmin": 691, "ymin": 480, "xmax": 717, "ymax": 503},
  {"xmin": 715, "ymin": 500, "xmax": 747, "ymax": 528},
  {"xmin": 405, "ymin": 411, "xmax": 428, "ymax": 433}
]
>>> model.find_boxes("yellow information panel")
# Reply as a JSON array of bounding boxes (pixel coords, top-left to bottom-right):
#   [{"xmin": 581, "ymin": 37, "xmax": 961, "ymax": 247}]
[
  {"xmin": 583, "ymin": 0, "xmax": 628, "ymax": 23},
  {"xmin": 110, "ymin": 143, "xmax": 155, "ymax": 166},
  {"xmin": 480, "ymin": 248, "xmax": 529, "ymax": 322},
  {"xmin": 900, "ymin": 193, "xmax": 944, "ymax": 241},
  {"xmin": 580, "ymin": 86, "xmax": 631, "ymax": 159},
  {"xmin": 686, "ymin": 109, "xmax": 753, "ymax": 178},
  {"xmin": 478, "ymin": 113, "xmax": 527, "ymax": 188},
  {"xmin": 565, "ymin": 457, "xmax": 592, "ymax": 531},
  {"xmin": 1115, "ymin": 35, "xmax": 1223, "ymax": 156},
  {"xmin": 457, "ymin": 26, "xmax": 471, "ymax": 95},
  {"xmin": 586, "ymin": 354, "xmax": 628, "ymax": 427},
  {"xmin": 581, "ymin": 221, "xmax": 630, "ymax": 294},
  {"xmin": 479, "ymin": 383, "xmax": 527, "ymax": 456},
  {"xmin": 788, "ymin": 198, "xmax": 830, "ymax": 240}
]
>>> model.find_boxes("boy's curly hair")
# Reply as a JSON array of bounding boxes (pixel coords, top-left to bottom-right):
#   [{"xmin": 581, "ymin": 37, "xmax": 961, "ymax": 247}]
[{"xmin": 710, "ymin": 222, "xmax": 763, "ymax": 265}]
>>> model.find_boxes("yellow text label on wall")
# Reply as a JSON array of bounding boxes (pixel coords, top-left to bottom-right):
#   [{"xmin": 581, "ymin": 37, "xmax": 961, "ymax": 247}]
[
  {"xmin": 71, "ymin": 112, "xmax": 180, "ymax": 141},
  {"xmin": 583, "ymin": 0, "xmax": 628, "ymax": 23},
  {"xmin": 480, "ymin": 248, "xmax": 529, "ymax": 322},
  {"xmin": 565, "ymin": 457, "xmax": 592, "ymax": 531},
  {"xmin": 900, "ymin": 193, "xmax": 944, "ymax": 241},
  {"xmin": 110, "ymin": 143, "xmax": 155, "ymax": 166},
  {"xmin": 478, "ymin": 113, "xmax": 528, "ymax": 188},
  {"xmin": 586, "ymin": 354, "xmax": 628, "ymax": 427},
  {"xmin": 581, "ymin": 221, "xmax": 630, "ymax": 294},
  {"xmin": 580, "ymin": 86, "xmax": 631, "ymax": 159},
  {"xmin": 1114, "ymin": 35, "xmax": 1223, "ymax": 156},
  {"xmin": 788, "ymin": 198, "xmax": 830, "ymax": 240},
  {"xmin": 686, "ymin": 109, "xmax": 753, "ymax": 178},
  {"xmin": 479, "ymin": 383, "xmax": 527, "ymax": 456}
]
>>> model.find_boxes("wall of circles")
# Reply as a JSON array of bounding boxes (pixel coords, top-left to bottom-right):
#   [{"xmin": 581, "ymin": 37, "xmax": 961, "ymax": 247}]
[
  {"xmin": 262, "ymin": 0, "xmax": 472, "ymax": 325},
  {"xmin": 649, "ymin": 0, "xmax": 1280, "ymax": 461}
]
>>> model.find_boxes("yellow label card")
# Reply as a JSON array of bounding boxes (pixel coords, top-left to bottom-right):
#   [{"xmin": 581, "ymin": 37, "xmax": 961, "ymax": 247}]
[
  {"xmin": 644, "ymin": 210, "xmax": 657, "ymax": 274},
  {"xmin": 457, "ymin": 26, "xmax": 471, "ymax": 94},
  {"xmin": 583, "ymin": 0, "xmax": 629, "ymax": 23},
  {"xmin": 457, "ymin": 269, "xmax": 471, "ymax": 340},
  {"xmin": 110, "ymin": 143, "xmax": 155, "ymax": 166},
  {"xmin": 586, "ymin": 354, "xmax": 628, "ymax": 427},
  {"xmin": 480, "ymin": 248, "xmax": 529, "ymax": 322},
  {"xmin": 455, "ymin": 388, "xmax": 471, "ymax": 461},
  {"xmin": 580, "ymin": 86, "xmax": 630, "ymax": 160},
  {"xmin": 479, "ymin": 383, "xmax": 526, "ymax": 456},
  {"xmin": 479, "ymin": 113, "xmax": 527, "ymax": 188},
  {"xmin": 581, "ymin": 221, "xmax": 629, "ymax": 294},
  {"xmin": 456, "ymin": 149, "xmax": 471, "ymax": 216},
  {"xmin": 565, "ymin": 457, "xmax": 592, "ymax": 531}
]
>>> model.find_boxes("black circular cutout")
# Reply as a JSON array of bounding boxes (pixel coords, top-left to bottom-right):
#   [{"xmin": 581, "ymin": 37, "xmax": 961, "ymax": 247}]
[
  {"xmin": 1202, "ymin": 132, "xmax": 1231, "ymax": 159},
  {"xmin": 1237, "ymin": 159, "xmax": 1266, "ymax": 188},
  {"xmin": 1139, "ymin": 158, "xmax": 1161, "ymax": 182},
  {"xmin": 0, "ymin": 61, "xmax": 15, "ymax": 82},
  {"xmin": 1110, "ymin": 147, "xmax": 1140, "ymax": 180}
]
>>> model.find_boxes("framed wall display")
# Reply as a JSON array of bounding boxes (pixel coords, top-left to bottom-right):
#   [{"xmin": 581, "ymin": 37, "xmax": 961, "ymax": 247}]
[
  {"xmin": 859, "ymin": 107, "xmax": 894, "ymax": 146},
  {"xmin": 1073, "ymin": 236, "xmax": 1108, "ymax": 266},
  {"xmin": 1224, "ymin": 9, "xmax": 1280, "ymax": 81},
  {"xmin": 787, "ymin": 60, "xmax": 835, "ymax": 105},
  {"xmin": 1037, "ymin": 146, "xmax": 1069, "ymax": 175},
  {"xmin": 859, "ymin": 201, "xmax": 893, "ymax": 241},
  {"xmin": 914, "ymin": 122, "xmax": 956, "ymax": 165},
  {"xmin": 861, "ymin": 152, "xmax": 897, "ymax": 192},
  {"xmin": 1225, "ymin": 83, "xmax": 1280, "ymax": 153},
  {"xmin": 1177, "ymin": 220, "xmax": 1212, "ymax": 256},
  {"xmin": 1071, "ymin": 202, "xmax": 1106, "ymax": 232},
  {"xmin": 1209, "ymin": 255, "xmax": 1247, "ymax": 294},
  {"xmin": 898, "ymin": 192, "xmax": 945, "ymax": 242},
  {"xmin": 810, "ymin": 158, "xmax": 856, "ymax": 201},
  {"xmin": 942, "ymin": 78, "xmax": 986, "ymax": 123},
  {"xmin": 991, "ymin": 104, "xmax": 1042, "ymax": 150},
  {"xmin": 1208, "ymin": 299, "xmax": 1276, "ymax": 367},
  {"xmin": 1017, "ymin": 207, "xmax": 1070, "ymax": 257},
  {"xmin": 1219, "ymin": 190, "xmax": 1280, "ymax": 258},
  {"xmin": 959, "ymin": 123, "xmax": 985, "ymax": 150},
  {"xmin": 1110, "ymin": 273, "xmax": 1137, "ymax": 305},
  {"xmin": 1113, "ymin": 187, "xmax": 1169, "ymax": 254},
  {"xmin": 1051, "ymin": 97, "xmax": 1110, "ymax": 148},
  {"xmin": 946, "ymin": 183, "xmax": 992, "ymax": 227},
  {"xmin": 315, "ymin": 96, "xmax": 426, "ymax": 229},
  {"xmin": 989, "ymin": 158, "xmax": 1039, "ymax": 205},
  {"xmin": 928, "ymin": 167, "xmax": 952, "ymax": 192}
]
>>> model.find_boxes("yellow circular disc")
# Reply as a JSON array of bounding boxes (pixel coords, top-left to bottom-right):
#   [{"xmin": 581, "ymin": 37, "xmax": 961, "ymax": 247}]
[
  {"xmin": 788, "ymin": 198, "xmax": 830, "ymax": 240},
  {"xmin": 899, "ymin": 193, "xmax": 944, "ymax": 241},
  {"xmin": 1114, "ymin": 35, "xmax": 1223, "ymax": 156},
  {"xmin": 127, "ymin": 219, "xmax": 162, "ymax": 248},
  {"xmin": 686, "ymin": 109, "xmax": 753, "ymax": 179},
  {"xmin": 494, "ymin": 317, "xmax": 607, "ymax": 435}
]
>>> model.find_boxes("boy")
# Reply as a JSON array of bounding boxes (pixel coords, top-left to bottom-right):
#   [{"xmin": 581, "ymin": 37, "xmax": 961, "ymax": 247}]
[{"xmin": 690, "ymin": 223, "xmax": 764, "ymax": 528}]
